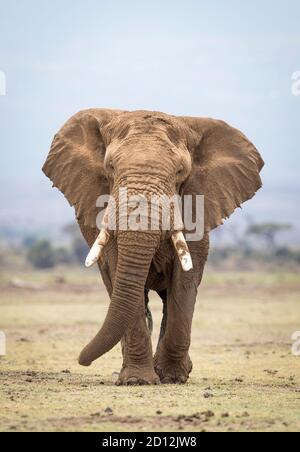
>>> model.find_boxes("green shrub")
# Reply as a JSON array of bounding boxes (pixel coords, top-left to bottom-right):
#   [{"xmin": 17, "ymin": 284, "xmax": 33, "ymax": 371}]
[{"xmin": 27, "ymin": 240, "xmax": 56, "ymax": 269}]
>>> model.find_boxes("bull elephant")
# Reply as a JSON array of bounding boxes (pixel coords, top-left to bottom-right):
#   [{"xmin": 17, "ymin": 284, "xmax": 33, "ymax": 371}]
[{"xmin": 43, "ymin": 109, "xmax": 264, "ymax": 385}]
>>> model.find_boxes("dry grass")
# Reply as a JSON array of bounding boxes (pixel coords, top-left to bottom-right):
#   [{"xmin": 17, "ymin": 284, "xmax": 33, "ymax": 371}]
[{"xmin": 0, "ymin": 267, "xmax": 300, "ymax": 432}]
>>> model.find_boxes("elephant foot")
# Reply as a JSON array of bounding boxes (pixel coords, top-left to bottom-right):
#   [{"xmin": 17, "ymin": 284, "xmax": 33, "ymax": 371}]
[
  {"xmin": 116, "ymin": 366, "xmax": 160, "ymax": 386},
  {"xmin": 154, "ymin": 346, "xmax": 193, "ymax": 385}
]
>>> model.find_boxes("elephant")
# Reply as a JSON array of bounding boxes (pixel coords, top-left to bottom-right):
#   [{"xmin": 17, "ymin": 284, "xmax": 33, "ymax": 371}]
[{"xmin": 43, "ymin": 109, "xmax": 264, "ymax": 385}]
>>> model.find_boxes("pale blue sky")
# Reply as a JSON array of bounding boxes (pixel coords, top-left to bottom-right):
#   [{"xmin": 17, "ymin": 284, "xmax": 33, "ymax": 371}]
[{"xmin": 0, "ymin": 0, "xmax": 299, "ymax": 234}]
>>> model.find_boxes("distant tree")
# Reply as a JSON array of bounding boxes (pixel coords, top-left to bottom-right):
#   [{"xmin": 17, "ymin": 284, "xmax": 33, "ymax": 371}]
[
  {"xmin": 54, "ymin": 247, "xmax": 72, "ymax": 265},
  {"xmin": 27, "ymin": 240, "xmax": 56, "ymax": 269},
  {"xmin": 293, "ymin": 251, "xmax": 300, "ymax": 264},
  {"xmin": 62, "ymin": 222, "xmax": 89, "ymax": 264},
  {"xmin": 22, "ymin": 235, "xmax": 38, "ymax": 249},
  {"xmin": 72, "ymin": 237, "xmax": 89, "ymax": 264},
  {"xmin": 247, "ymin": 223, "xmax": 292, "ymax": 251},
  {"xmin": 275, "ymin": 247, "xmax": 292, "ymax": 260}
]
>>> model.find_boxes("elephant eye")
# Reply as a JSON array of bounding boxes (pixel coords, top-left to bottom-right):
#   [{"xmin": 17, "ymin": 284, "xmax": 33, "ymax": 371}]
[
  {"xmin": 105, "ymin": 159, "xmax": 114, "ymax": 173},
  {"xmin": 177, "ymin": 165, "xmax": 184, "ymax": 175}
]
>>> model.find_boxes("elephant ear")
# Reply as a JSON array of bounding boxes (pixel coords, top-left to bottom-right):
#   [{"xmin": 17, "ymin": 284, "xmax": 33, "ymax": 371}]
[
  {"xmin": 180, "ymin": 117, "xmax": 264, "ymax": 233},
  {"xmin": 42, "ymin": 109, "xmax": 124, "ymax": 228}
]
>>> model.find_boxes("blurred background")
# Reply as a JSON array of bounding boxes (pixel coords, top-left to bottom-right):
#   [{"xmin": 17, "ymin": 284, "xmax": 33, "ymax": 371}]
[{"xmin": 0, "ymin": 0, "xmax": 300, "ymax": 273}]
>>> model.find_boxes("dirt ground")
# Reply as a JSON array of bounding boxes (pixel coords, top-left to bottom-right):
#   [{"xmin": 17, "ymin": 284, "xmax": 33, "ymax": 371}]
[{"xmin": 0, "ymin": 268, "xmax": 300, "ymax": 432}]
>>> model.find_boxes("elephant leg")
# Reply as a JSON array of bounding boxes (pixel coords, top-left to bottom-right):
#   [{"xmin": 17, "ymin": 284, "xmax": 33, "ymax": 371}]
[
  {"xmin": 116, "ymin": 295, "xmax": 160, "ymax": 386},
  {"xmin": 154, "ymin": 284, "xmax": 195, "ymax": 384},
  {"xmin": 154, "ymin": 241, "xmax": 209, "ymax": 384}
]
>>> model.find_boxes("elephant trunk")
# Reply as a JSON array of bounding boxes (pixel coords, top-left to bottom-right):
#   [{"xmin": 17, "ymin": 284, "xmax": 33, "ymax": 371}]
[{"xmin": 78, "ymin": 230, "xmax": 160, "ymax": 366}]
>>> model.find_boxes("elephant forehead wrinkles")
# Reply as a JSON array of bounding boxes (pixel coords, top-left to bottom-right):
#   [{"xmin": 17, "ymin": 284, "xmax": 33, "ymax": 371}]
[
  {"xmin": 108, "ymin": 140, "xmax": 181, "ymax": 172},
  {"xmin": 108, "ymin": 112, "xmax": 182, "ymax": 147}
]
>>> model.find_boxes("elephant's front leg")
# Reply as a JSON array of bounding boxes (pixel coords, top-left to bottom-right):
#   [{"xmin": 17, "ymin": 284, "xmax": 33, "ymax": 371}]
[
  {"xmin": 154, "ymin": 282, "xmax": 196, "ymax": 384},
  {"xmin": 116, "ymin": 303, "xmax": 160, "ymax": 386},
  {"xmin": 154, "ymin": 242, "xmax": 208, "ymax": 384}
]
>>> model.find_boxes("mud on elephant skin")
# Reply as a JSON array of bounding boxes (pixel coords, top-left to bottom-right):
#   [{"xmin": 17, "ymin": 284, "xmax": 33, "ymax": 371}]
[{"xmin": 43, "ymin": 109, "xmax": 264, "ymax": 385}]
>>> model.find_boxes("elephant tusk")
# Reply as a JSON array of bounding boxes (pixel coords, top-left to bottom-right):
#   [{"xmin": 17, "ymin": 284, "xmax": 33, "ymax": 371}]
[
  {"xmin": 85, "ymin": 209, "xmax": 110, "ymax": 268},
  {"xmin": 171, "ymin": 231, "xmax": 193, "ymax": 272},
  {"xmin": 85, "ymin": 228, "xmax": 110, "ymax": 268}
]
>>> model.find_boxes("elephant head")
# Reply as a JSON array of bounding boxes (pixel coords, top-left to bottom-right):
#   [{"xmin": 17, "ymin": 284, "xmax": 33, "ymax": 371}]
[{"xmin": 43, "ymin": 109, "xmax": 264, "ymax": 366}]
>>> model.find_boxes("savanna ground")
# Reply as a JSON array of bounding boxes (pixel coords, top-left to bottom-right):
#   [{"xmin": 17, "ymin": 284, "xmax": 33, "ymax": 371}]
[{"xmin": 0, "ymin": 266, "xmax": 300, "ymax": 432}]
